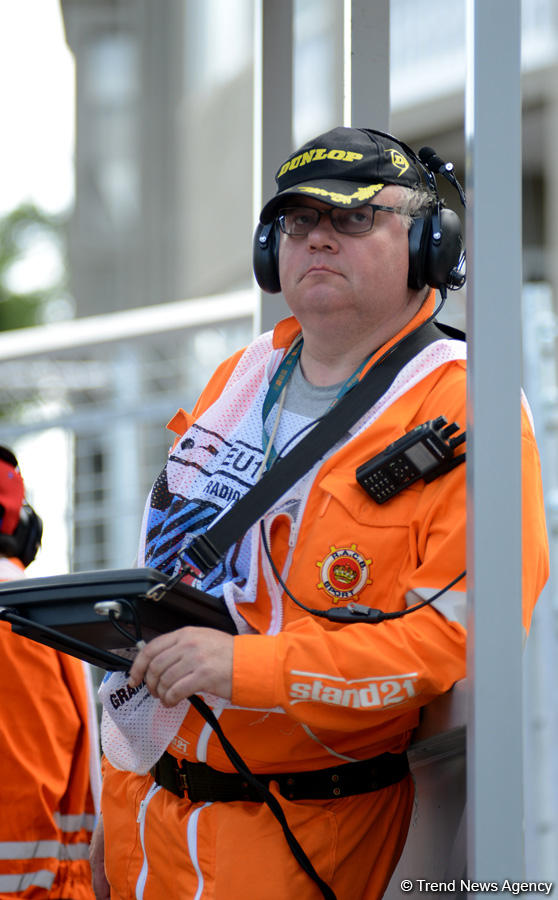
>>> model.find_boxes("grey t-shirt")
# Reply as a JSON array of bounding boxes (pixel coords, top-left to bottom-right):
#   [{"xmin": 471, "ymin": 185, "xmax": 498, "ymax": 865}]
[{"xmin": 282, "ymin": 359, "xmax": 343, "ymax": 419}]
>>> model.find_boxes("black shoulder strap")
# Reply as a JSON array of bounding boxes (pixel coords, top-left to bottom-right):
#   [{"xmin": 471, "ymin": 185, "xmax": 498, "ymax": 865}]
[
  {"xmin": 187, "ymin": 320, "xmax": 454, "ymax": 575},
  {"xmin": 431, "ymin": 321, "xmax": 466, "ymax": 342}
]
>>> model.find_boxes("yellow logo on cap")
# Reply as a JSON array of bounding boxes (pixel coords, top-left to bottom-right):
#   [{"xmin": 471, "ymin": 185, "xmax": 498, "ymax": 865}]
[
  {"xmin": 298, "ymin": 183, "xmax": 385, "ymax": 205},
  {"xmin": 277, "ymin": 148, "xmax": 363, "ymax": 179},
  {"xmin": 387, "ymin": 149, "xmax": 409, "ymax": 177}
]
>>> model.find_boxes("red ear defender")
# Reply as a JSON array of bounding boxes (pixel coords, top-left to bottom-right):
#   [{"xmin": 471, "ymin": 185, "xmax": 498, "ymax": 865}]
[
  {"xmin": 0, "ymin": 448, "xmax": 25, "ymax": 536},
  {"xmin": 0, "ymin": 446, "xmax": 43, "ymax": 568}
]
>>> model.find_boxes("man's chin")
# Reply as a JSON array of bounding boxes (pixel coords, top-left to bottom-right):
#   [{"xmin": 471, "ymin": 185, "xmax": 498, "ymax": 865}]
[{"xmin": 294, "ymin": 298, "xmax": 354, "ymax": 326}]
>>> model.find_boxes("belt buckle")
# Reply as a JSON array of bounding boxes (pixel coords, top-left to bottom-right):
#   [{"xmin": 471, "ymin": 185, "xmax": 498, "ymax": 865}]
[{"xmin": 176, "ymin": 759, "xmax": 190, "ymax": 799}]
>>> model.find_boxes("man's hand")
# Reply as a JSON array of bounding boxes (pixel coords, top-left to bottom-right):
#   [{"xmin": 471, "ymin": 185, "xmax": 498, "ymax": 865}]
[
  {"xmin": 89, "ymin": 816, "xmax": 110, "ymax": 900},
  {"xmin": 128, "ymin": 627, "xmax": 234, "ymax": 706}
]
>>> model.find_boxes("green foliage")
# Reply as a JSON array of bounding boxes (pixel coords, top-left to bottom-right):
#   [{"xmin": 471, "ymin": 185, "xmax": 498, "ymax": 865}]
[{"xmin": 0, "ymin": 203, "xmax": 68, "ymax": 332}]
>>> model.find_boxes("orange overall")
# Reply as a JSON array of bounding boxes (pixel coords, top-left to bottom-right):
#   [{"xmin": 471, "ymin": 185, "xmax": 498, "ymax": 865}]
[
  {"xmin": 0, "ymin": 558, "xmax": 97, "ymax": 899},
  {"xmin": 101, "ymin": 299, "xmax": 548, "ymax": 900}
]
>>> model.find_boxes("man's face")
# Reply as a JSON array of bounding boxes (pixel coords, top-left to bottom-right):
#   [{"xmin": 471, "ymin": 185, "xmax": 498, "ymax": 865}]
[{"xmin": 277, "ymin": 186, "xmax": 420, "ymax": 340}]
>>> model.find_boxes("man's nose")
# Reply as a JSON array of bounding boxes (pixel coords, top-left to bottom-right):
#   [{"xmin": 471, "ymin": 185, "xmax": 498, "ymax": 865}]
[{"xmin": 306, "ymin": 211, "xmax": 339, "ymax": 249}]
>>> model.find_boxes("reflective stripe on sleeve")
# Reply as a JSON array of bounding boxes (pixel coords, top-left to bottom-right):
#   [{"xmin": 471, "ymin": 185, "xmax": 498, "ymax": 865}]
[
  {"xmin": 60, "ymin": 842, "xmax": 91, "ymax": 861},
  {"xmin": 0, "ymin": 870, "xmax": 55, "ymax": 892},
  {"xmin": 0, "ymin": 840, "xmax": 90, "ymax": 861},
  {"xmin": 405, "ymin": 587, "xmax": 467, "ymax": 628},
  {"xmin": 53, "ymin": 811, "xmax": 97, "ymax": 833},
  {"xmin": 0, "ymin": 842, "xmax": 60, "ymax": 860}
]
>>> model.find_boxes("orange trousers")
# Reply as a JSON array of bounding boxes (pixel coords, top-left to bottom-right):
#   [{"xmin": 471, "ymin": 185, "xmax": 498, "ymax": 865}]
[{"xmin": 102, "ymin": 760, "xmax": 413, "ymax": 900}]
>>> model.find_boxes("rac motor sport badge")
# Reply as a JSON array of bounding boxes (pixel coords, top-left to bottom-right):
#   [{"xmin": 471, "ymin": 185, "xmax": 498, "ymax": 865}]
[{"xmin": 316, "ymin": 544, "xmax": 372, "ymax": 603}]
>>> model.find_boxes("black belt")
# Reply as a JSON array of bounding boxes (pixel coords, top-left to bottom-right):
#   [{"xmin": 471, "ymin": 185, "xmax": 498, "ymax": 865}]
[{"xmin": 150, "ymin": 750, "xmax": 409, "ymax": 803}]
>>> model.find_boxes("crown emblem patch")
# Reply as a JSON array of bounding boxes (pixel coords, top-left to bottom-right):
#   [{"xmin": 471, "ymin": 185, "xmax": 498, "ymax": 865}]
[{"xmin": 316, "ymin": 544, "xmax": 372, "ymax": 603}]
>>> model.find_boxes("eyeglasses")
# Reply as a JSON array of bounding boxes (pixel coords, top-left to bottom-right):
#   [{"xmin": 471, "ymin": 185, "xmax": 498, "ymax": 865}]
[{"xmin": 276, "ymin": 203, "xmax": 404, "ymax": 236}]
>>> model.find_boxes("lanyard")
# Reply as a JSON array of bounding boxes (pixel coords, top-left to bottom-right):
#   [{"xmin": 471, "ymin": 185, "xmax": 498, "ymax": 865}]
[
  {"xmin": 261, "ymin": 337, "xmax": 374, "ymax": 471},
  {"xmin": 261, "ymin": 337, "xmax": 303, "ymax": 426},
  {"xmin": 260, "ymin": 337, "xmax": 302, "ymax": 472},
  {"xmin": 187, "ymin": 319, "xmax": 445, "ymax": 576}
]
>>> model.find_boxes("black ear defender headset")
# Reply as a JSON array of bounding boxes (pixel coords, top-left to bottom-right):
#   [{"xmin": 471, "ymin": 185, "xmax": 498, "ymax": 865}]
[
  {"xmin": 0, "ymin": 446, "xmax": 43, "ymax": 568},
  {"xmin": 253, "ymin": 129, "xmax": 466, "ymax": 297}
]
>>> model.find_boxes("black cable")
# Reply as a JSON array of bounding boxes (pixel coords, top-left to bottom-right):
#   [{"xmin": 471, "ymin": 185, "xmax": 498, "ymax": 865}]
[
  {"xmin": 0, "ymin": 607, "xmax": 131, "ymax": 670},
  {"xmin": 357, "ymin": 293, "xmax": 447, "ymax": 377},
  {"xmin": 260, "ymin": 523, "xmax": 331, "ymax": 620},
  {"xmin": 108, "ymin": 612, "xmax": 137, "ymax": 645},
  {"xmin": 188, "ymin": 695, "xmax": 337, "ymax": 900},
  {"xmin": 107, "ymin": 596, "xmax": 144, "ymax": 645},
  {"xmin": 373, "ymin": 570, "xmax": 467, "ymax": 620},
  {"xmin": 261, "ymin": 522, "xmax": 466, "ymax": 625}
]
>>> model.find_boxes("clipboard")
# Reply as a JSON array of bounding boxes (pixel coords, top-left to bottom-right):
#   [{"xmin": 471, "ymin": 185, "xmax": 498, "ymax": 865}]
[{"xmin": 0, "ymin": 567, "xmax": 237, "ymax": 671}]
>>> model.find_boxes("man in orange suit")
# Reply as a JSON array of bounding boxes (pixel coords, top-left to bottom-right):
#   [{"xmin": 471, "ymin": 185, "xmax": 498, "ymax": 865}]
[
  {"xmin": 92, "ymin": 128, "xmax": 548, "ymax": 900},
  {"xmin": 0, "ymin": 445, "xmax": 99, "ymax": 899}
]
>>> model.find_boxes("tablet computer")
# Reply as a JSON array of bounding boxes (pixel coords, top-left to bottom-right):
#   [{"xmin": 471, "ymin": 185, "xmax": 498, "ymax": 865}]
[{"xmin": 0, "ymin": 567, "xmax": 237, "ymax": 670}]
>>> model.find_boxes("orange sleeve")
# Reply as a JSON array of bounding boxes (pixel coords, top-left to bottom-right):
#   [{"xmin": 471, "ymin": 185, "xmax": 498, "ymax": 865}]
[{"xmin": 231, "ymin": 367, "xmax": 548, "ymax": 739}]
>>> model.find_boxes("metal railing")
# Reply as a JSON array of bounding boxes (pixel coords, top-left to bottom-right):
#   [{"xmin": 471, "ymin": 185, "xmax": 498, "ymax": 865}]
[{"xmin": 0, "ymin": 291, "xmax": 255, "ymax": 574}]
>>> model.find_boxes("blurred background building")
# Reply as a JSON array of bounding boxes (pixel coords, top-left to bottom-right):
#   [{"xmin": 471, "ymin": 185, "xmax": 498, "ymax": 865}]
[{"xmin": 59, "ymin": 0, "xmax": 558, "ymax": 315}]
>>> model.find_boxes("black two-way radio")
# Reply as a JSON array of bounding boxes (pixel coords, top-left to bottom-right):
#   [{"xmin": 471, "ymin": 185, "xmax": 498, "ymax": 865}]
[{"xmin": 356, "ymin": 417, "xmax": 466, "ymax": 504}]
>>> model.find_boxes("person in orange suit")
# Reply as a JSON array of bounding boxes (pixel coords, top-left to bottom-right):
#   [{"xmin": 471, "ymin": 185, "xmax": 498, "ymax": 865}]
[
  {"xmin": 92, "ymin": 128, "xmax": 548, "ymax": 900},
  {"xmin": 0, "ymin": 445, "xmax": 100, "ymax": 899}
]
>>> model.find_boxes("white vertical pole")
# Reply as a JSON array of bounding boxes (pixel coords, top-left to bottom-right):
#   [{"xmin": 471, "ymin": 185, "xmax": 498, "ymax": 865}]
[
  {"xmin": 344, "ymin": 0, "xmax": 390, "ymax": 129},
  {"xmin": 521, "ymin": 284, "xmax": 558, "ymax": 882},
  {"xmin": 107, "ymin": 345, "xmax": 142, "ymax": 568},
  {"xmin": 254, "ymin": 0, "xmax": 294, "ymax": 335},
  {"xmin": 465, "ymin": 0, "xmax": 524, "ymax": 880}
]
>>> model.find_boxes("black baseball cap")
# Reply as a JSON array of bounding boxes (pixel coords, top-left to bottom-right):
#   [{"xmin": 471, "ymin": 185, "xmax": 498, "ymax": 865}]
[{"xmin": 260, "ymin": 127, "xmax": 422, "ymax": 224}]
